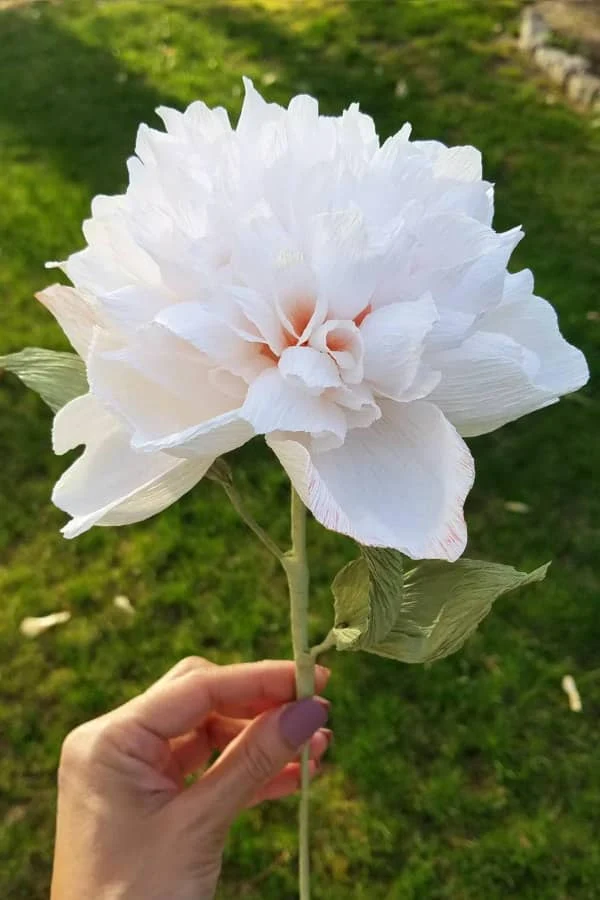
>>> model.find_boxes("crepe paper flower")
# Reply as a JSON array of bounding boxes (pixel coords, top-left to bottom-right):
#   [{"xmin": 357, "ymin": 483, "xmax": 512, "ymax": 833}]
[
  {"xmin": 3, "ymin": 78, "xmax": 589, "ymax": 900},
  {"xmin": 36, "ymin": 78, "xmax": 587, "ymax": 561}
]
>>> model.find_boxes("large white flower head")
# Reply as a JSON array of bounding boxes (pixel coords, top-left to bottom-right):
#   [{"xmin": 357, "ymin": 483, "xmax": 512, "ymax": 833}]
[{"xmin": 39, "ymin": 79, "xmax": 588, "ymax": 560}]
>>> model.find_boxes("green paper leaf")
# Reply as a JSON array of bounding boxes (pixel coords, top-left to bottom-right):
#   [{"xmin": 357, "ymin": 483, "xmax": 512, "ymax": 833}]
[
  {"xmin": 374, "ymin": 558, "xmax": 550, "ymax": 663},
  {"xmin": 0, "ymin": 348, "xmax": 88, "ymax": 412},
  {"xmin": 331, "ymin": 548, "xmax": 402, "ymax": 651},
  {"xmin": 331, "ymin": 547, "xmax": 550, "ymax": 664}
]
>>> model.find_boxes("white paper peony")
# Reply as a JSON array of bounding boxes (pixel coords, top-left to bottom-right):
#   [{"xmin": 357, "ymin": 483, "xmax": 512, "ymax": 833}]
[{"xmin": 39, "ymin": 79, "xmax": 588, "ymax": 559}]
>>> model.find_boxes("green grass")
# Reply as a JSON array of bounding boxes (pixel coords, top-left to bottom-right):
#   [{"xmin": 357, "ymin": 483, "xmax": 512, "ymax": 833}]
[{"xmin": 1, "ymin": 0, "xmax": 599, "ymax": 897}]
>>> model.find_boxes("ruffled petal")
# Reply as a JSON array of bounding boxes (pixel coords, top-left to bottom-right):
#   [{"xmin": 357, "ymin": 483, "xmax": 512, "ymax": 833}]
[
  {"xmin": 237, "ymin": 77, "xmax": 285, "ymax": 143},
  {"xmin": 130, "ymin": 409, "xmax": 254, "ymax": 459},
  {"xmin": 429, "ymin": 300, "xmax": 589, "ymax": 438},
  {"xmin": 98, "ymin": 283, "xmax": 174, "ymax": 331},
  {"xmin": 269, "ymin": 399, "xmax": 474, "ymax": 561},
  {"xmin": 479, "ymin": 272, "xmax": 590, "ymax": 397},
  {"xmin": 310, "ymin": 320, "xmax": 364, "ymax": 384},
  {"xmin": 157, "ymin": 101, "xmax": 231, "ymax": 143},
  {"xmin": 242, "ymin": 367, "xmax": 346, "ymax": 442},
  {"xmin": 361, "ymin": 294, "xmax": 439, "ymax": 401},
  {"xmin": 52, "ymin": 394, "xmax": 210, "ymax": 537},
  {"xmin": 278, "ymin": 346, "xmax": 341, "ymax": 394},
  {"xmin": 156, "ymin": 301, "xmax": 269, "ymax": 382},
  {"xmin": 53, "ymin": 392, "xmax": 114, "ymax": 454},
  {"xmin": 36, "ymin": 284, "xmax": 103, "ymax": 360},
  {"xmin": 88, "ymin": 326, "xmax": 249, "ymax": 455},
  {"xmin": 432, "ymin": 145, "xmax": 482, "ymax": 183},
  {"xmin": 308, "ymin": 210, "xmax": 376, "ymax": 320}
]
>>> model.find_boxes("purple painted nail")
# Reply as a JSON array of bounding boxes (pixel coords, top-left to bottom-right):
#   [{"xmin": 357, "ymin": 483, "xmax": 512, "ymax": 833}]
[{"xmin": 279, "ymin": 697, "xmax": 329, "ymax": 749}]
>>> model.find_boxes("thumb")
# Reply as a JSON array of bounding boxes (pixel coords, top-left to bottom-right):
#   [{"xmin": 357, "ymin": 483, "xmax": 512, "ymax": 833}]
[{"xmin": 184, "ymin": 697, "xmax": 329, "ymax": 825}]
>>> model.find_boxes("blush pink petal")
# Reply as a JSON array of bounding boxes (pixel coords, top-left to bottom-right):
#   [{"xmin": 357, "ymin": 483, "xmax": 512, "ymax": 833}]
[
  {"xmin": 52, "ymin": 394, "xmax": 211, "ymax": 537},
  {"xmin": 268, "ymin": 399, "xmax": 474, "ymax": 561},
  {"xmin": 242, "ymin": 367, "xmax": 347, "ymax": 443},
  {"xmin": 88, "ymin": 326, "xmax": 252, "ymax": 456},
  {"xmin": 36, "ymin": 284, "xmax": 103, "ymax": 360}
]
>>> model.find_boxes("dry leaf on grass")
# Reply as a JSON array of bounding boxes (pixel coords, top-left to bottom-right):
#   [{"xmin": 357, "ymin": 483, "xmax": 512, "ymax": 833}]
[{"xmin": 20, "ymin": 611, "xmax": 71, "ymax": 638}]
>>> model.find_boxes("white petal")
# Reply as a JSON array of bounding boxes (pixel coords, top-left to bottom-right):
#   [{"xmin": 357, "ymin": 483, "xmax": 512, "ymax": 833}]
[
  {"xmin": 154, "ymin": 105, "xmax": 186, "ymax": 137},
  {"xmin": 501, "ymin": 268, "xmax": 534, "ymax": 304},
  {"xmin": 433, "ymin": 181, "xmax": 494, "ymax": 226},
  {"xmin": 424, "ymin": 310, "xmax": 475, "ymax": 352},
  {"xmin": 411, "ymin": 139, "xmax": 447, "ymax": 162},
  {"xmin": 131, "ymin": 409, "xmax": 254, "ymax": 459},
  {"xmin": 308, "ymin": 210, "xmax": 376, "ymax": 320},
  {"xmin": 285, "ymin": 94, "xmax": 336, "ymax": 166},
  {"xmin": 62, "ymin": 246, "xmax": 124, "ymax": 295},
  {"xmin": 208, "ymin": 367, "xmax": 248, "ymax": 401},
  {"xmin": 370, "ymin": 125, "xmax": 413, "ymax": 174},
  {"xmin": 279, "ymin": 346, "xmax": 341, "ymax": 394},
  {"xmin": 310, "ymin": 320, "xmax": 364, "ymax": 384},
  {"xmin": 156, "ymin": 301, "xmax": 269, "ymax": 381},
  {"xmin": 66, "ymin": 210, "xmax": 161, "ymax": 297},
  {"xmin": 413, "ymin": 215, "xmax": 522, "ymax": 274},
  {"xmin": 429, "ymin": 331, "xmax": 561, "ymax": 437},
  {"xmin": 36, "ymin": 284, "xmax": 102, "ymax": 359},
  {"xmin": 183, "ymin": 101, "xmax": 231, "ymax": 140},
  {"xmin": 237, "ymin": 77, "xmax": 285, "ymax": 142},
  {"xmin": 433, "ymin": 241, "xmax": 519, "ymax": 316},
  {"xmin": 230, "ymin": 284, "xmax": 287, "ymax": 355},
  {"xmin": 324, "ymin": 383, "xmax": 381, "ymax": 434},
  {"xmin": 432, "ymin": 145, "xmax": 482, "ymax": 183},
  {"xmin": 99, "ymin": 284, "xmax": 174, "ymax": 331},
  {"xmin": 53, "ymin": 392, "xmax": 114, "ymax": 454},
  {"xmin": 88, "ymin": 326, "xmax": 241, "ymax": 446},
  {"xmin": 157, "ymin": 101, "xmax": 231, "ymax": 143},
  {"xmin": 337, "ymin": 103, "xmax": 379, "ymax": 166},
  {"xmin": 241, "ymin": 367, "xmax": 346, "ymax": 441},
  {"xmin": 361, "ymin": 294, "xmax": 439, "ymax": 400},
  {"xmin": 479, "ymin": 279, "xmax": 589, "ymax": 397},
  {"xmin": 269, "ymin": 399, "xmax": 474, "ymax": 561},
  {"xmin": 273, "ymin": 255, "xmax": 325, "ymax": 343},
  {"xmin": 53, "ymin": 413, "xmax": 211, "ymax": 537},
  {"xmin": 232, "ymin": 213, "xmax": 290, "ymax": 292},
  {"xmin": 134, "ymin": 122, "xmax": 175, "ymax": 167}
]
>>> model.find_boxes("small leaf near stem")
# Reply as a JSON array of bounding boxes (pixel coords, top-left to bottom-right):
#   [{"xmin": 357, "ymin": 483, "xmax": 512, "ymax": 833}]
[{"xmin": 330, "ymin": 548, "xmax": 550, "ymax": 664}]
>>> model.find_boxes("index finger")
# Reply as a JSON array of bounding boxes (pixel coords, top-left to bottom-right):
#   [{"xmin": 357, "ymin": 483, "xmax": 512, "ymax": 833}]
[{"xmin": 131, "ymin": 660, "xmax": 331, "ymax": 740}]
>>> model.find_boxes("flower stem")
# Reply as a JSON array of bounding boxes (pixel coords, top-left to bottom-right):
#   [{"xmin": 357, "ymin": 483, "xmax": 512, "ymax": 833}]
[
  {"xmin": 283, "ymin": 488, "xmax": 314, "ymax": 900},
  {"xmin": 221, "ymin": 481, "xmax": 285, "ymax": 562}
]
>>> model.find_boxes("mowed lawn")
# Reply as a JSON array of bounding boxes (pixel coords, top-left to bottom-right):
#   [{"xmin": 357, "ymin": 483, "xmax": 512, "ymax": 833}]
[{"xmin": 1, "ymin": 1, "xmax": 599, "ymax": 897}]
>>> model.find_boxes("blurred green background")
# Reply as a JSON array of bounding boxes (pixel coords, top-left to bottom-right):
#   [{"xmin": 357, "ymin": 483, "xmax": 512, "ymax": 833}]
[{"xmin": 0, "ymin": 1, "xmax": 599, "ymax": 897}]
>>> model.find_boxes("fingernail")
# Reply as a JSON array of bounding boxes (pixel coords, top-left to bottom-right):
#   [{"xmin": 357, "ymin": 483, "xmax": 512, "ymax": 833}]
[
  {"xmin": 314, "ymin": 696, "xmax": 330, "ymax": 711},
  {"xmin": 316, "ymin": 665, "xmax": 331, "ymax": 681},
  {"xmin": 280, "ymin": 697, "xmax": 329, "ymax": 749},
  {"xmin": 319, "ymin": 727, "xmax": 334, "ymax": 748}
]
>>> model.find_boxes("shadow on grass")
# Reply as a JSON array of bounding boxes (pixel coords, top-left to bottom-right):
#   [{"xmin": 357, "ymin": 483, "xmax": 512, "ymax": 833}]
[{"xmin": 0, "ymin": 5, "xmax": 181, "ymax": 195}]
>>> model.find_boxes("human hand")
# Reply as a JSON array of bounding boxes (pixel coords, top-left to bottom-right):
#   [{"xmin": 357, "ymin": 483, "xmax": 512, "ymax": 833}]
[{"xmin": 51, "ymin": 656, "xmax": 331, "ymax": 900}]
